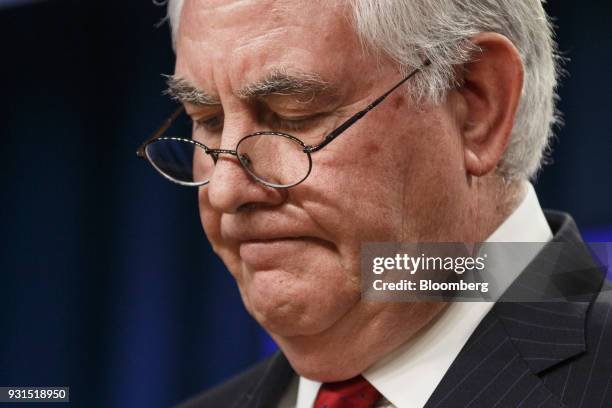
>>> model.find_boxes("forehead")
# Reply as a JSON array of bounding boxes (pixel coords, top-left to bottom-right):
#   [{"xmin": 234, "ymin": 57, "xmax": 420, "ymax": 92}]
[{"xmin": 175, "ymin": 0, "xmax": 367, "ymax": 91}]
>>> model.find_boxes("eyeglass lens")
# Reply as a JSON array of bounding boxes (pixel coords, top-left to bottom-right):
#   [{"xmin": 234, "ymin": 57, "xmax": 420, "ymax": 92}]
[{"xmin": 145, "ymin": 131, "xmax": 311, "ymax": 188}]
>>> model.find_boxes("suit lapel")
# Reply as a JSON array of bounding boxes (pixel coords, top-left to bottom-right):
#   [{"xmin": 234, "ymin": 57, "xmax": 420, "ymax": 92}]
[
  {"xmin": 424, "ymin": 311, "xmax": 567, "ymax": 408},
  {"xmin": 232, "ymin": 351, "xmax": 295, "ymax": 408},
  {"xmin": 426, "ymin": 211, "xmax": 605, "ymax": 408}
]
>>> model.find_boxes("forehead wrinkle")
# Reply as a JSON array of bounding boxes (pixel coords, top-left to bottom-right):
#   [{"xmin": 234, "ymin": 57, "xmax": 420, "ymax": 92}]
[{"xmin": 164, "ymin": 75, "xmax": 220, "ymax": 105}]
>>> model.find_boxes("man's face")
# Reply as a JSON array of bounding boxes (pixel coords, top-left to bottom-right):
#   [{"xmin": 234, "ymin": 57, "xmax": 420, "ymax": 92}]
[{"xmin": 175, "ymin": 0, "xmax": 465, "ymax": 349}]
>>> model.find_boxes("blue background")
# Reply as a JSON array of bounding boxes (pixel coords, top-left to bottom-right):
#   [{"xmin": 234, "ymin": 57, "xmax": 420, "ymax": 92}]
[{"xmin": 0, "ymin": 1, "xmax": 610, "ymax": 407}]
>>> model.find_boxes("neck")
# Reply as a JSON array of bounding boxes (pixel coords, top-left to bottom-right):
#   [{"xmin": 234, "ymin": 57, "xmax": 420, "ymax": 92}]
[{"xmin": 464, "ymin": 174, "xmax": 524, "ymax": 242}]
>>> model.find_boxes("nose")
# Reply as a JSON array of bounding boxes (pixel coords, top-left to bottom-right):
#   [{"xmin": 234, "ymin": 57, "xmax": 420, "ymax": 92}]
[{"xmin": 205, "ymin": 132, "xmax": 286, "ymax": 214}]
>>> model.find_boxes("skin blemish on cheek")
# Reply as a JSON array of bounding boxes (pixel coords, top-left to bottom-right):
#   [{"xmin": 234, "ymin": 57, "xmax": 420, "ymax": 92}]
[
  {"xmin": 363, "ymin": 141, "xmax": 381, "ymax": 156},
  {"xmin": 392, "ymin": 94, "xmax": 405, "ymax": 110}
]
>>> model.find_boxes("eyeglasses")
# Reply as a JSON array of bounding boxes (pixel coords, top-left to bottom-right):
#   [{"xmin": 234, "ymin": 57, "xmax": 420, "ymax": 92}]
[{"xmin": 137, "ymin": 62, "xmax": 428, "ymax": 189}]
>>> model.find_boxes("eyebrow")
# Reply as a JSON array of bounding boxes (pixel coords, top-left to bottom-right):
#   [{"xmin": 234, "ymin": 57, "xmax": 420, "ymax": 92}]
[
  {"xmin": 164, "ymin": 75, "xmax": 220, "ymax": 105},
  {"xmin": 164, "ymin": 70, "xmax": 334, "ymax": 106},
  {"xmin": 238, "ymin": 70, "xmax": 332, "ymax": 99}
]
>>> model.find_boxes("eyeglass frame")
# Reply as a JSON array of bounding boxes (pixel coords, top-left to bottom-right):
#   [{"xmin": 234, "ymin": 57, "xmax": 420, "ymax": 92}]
[{"xmin": 136, "ymin": 60, "xmax": 430, "ymax": 189}]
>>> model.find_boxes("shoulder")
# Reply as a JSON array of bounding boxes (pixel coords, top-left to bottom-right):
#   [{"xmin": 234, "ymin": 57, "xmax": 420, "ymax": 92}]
[
  {"xmin": 539, "ymin": 273, "xmax": 612, "ymax": 406},
  {"xmin": 175, "ymin": 357, "xmax": 275, "ymax": 408}
]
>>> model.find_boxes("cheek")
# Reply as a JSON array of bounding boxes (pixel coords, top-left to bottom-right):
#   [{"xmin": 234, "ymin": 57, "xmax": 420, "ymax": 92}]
[
  {"xmin": 300, "ymin": 128, "xmax": 415, "ymax": 245},
  {"xmin": 299, "ymin": 102, "xmax": 465, "ymax": 245},
  {"xmin": 197, "ymin": 187, "xmax": 233, "ymax": 261},
  {"xmin": 198, "ymin": 187, "xmax": 218, "ymax": 238},
  {"xmin": 197, "ymin": 187, "xmax": 248, "ymax": 292}
]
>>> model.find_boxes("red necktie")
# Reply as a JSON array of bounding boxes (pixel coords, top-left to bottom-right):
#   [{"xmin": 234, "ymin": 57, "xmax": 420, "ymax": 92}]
[{"xmin": 314, "ymin": 375, "xmax": 382, "ymax": 408}]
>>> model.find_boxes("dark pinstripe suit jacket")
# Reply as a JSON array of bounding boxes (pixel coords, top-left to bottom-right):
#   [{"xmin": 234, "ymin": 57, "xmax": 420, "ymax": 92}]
[{"xmin": 178, "ymin": 211, "xmax": 612, "ymax": 408}]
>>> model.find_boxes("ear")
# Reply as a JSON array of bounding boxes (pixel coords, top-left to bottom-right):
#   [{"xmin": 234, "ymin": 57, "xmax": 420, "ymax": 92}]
[{"xmin": 451, "ymin": 33, "xmax": 524, "ymax": 177}]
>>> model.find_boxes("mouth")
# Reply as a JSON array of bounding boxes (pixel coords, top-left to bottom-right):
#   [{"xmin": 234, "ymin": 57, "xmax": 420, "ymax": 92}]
[{"xmin": 238, "ymin": 237, "xmax": 326, "ymax": 269}]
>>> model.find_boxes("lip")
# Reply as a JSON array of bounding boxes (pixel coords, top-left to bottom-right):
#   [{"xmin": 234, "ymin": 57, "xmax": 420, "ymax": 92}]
[
  {"xmin": 238, "ymin": 237, "xmax": 322, "ymax": 268},
  {"xmin": 222, "ymin": 226, "xmax": 314, "ymax": 244},
  {"xmin": 223, "ymin": 227, "xmax": 308, "ymax": 243}
]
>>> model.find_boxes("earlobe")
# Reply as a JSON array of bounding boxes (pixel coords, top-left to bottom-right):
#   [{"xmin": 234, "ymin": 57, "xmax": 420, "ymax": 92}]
[
  {"xmin": 455, "ymin": 33, "xmax": 524, "ymax": 178},
  {"xmin": 464, "ymin": 148, "xmax": 486, "ymax": 177}
]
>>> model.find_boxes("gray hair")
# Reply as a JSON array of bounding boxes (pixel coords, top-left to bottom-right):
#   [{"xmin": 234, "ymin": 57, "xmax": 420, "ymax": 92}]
[{"xmin": 166, "ymin": 0, "xmax": 560, "ymax": 180}]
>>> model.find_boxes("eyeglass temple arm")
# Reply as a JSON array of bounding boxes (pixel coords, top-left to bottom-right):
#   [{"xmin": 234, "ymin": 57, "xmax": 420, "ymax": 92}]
[
  {"xmin": 136, "ymin": 105, "xmax": 186, "ymax": 158},
  {"xmin": 305, "ymin": 60, "xmax": 430, "ymax": 154}
]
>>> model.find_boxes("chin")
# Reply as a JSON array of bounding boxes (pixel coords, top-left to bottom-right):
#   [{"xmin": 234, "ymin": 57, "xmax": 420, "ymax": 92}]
[
  {"xmin": 273, "ymin": 333, "xmax": 374, "ymax": 382},
  {"xmin": 240, "ymin": 267, "xmax": 359, "ymax": 337}
]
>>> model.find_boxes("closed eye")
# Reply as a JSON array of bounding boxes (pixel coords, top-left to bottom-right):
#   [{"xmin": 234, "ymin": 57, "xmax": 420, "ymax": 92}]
[
  {"xmin": 194, "ymin": 114, "xmax": 224, "ymax": 132},
  {"xmin": 265, "ymin": 112, "xmax": 323, "ymax": 132},
  {"xmin": 191, "ymin": 111, "xmax": 324, "ymax": 135},
  {"xmin": 274, "ymin": 116, "xmax": 316, "ymax": 131}
]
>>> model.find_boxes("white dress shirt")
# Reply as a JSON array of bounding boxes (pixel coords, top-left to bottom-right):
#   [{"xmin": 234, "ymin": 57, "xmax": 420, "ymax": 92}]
[{"xmin": 279, "ymin": 181, "xmax": 552, "ymax": 408}]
